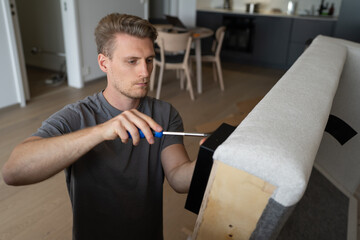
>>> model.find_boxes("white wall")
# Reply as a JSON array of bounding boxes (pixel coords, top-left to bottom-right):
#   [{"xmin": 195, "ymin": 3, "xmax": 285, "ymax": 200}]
[
  {"xmin": 16, "ymin": 0, "xmax": 65, "ymax": 71},
  {"xmin": 0, "ymin": 0, "xmax": 160, "ymax": 109},
  {"xmin": 77, "ymin": 0, "xmax": 146, "ymax": 82},
  {"xmin": 178, "ymin": 0, "xmax": 196, "ymax": 27},
  {"xmin": 163, "ymin": 0, "xmax": 196, "ymax": 27},
  {"xmin": 0, "ymin": 1, "xmax": 21, "ymax": 109},
  {"xmin": 197, "ymin": 0, "xmax": 342, "ymax": 16}
]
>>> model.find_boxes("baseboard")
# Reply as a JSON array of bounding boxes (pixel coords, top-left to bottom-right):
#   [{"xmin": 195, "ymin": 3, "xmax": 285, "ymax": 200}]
[{"xmin": 0, "ymin": 103, "xmax": 21, "ymax": 112}]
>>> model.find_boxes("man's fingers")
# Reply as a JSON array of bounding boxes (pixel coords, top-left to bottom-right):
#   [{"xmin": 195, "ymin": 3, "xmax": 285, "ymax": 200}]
[
  {"xmin": 199, "ymin": 137, "xmax": 207, "ymax": 146},
  {"xmin": 120, "ymin": 115, "xmax": 141, "ymax": 145},
  {"xmin": 129, "ymin": 110, "xmax": 161, "ymax": 130},
  {"xmin": 118, "ymin": 109, "xmax": 161, "ymax": 145},
  {"xmin": 122, "ymin": 110, "xmax": 151, "ymax": 145}
]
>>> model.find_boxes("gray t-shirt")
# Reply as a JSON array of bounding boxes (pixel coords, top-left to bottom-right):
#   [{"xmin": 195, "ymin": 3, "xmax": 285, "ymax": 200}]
[{"xmin": 33, "ymin": 92, "xmax": 184, "ymax": 240}]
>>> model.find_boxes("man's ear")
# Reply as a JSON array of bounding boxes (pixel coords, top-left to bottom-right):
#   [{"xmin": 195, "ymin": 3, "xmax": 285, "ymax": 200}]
[{"xmin": 98, "ymin": 53, "xmax": 109, "ymax": 73}]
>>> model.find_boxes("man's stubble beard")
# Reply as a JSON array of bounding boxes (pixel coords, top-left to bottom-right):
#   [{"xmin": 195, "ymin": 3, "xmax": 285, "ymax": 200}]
[{"xmin": 114, "ymin": 80, "xmax": 149, "ymax": 100}]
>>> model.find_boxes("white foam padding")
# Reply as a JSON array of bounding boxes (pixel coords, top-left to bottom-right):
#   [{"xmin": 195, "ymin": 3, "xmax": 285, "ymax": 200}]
[{"xmin": 213, "ymin": 35, "xmax": 347, "ymax": 207}]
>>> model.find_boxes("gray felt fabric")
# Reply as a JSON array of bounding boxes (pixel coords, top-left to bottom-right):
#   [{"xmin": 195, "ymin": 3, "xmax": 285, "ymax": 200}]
[
  {"xmin": 250, "ymin": 198, "xmax": 295, "ymax": 240},
  {"xmin": 251, "ymin": 167, "xmax": 349, "ymax": 240},
  {"xmin": 277, "ymin": 167, "xmax": 349, "ymax": 240}
]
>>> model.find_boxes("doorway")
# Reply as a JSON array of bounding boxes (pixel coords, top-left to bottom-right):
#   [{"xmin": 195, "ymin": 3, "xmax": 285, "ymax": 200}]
[
  {"xmin": 14, "ymin": 0, "xmax": 66, "ymax": 99},
  {"xmin": 6, "ymin": 0, "xmax": 150, "ymax": 107}
]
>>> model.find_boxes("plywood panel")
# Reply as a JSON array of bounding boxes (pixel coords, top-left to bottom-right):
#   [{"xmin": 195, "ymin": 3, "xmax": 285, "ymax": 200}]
[{"xmin": 193, "ymin": 160, "xmax": 276, "ymax": 240}]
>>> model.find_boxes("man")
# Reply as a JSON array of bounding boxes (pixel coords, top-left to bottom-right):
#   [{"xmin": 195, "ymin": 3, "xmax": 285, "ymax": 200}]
[{"xmin": 2, "ymin": 13, "xmax": 195, "ymax": 239}]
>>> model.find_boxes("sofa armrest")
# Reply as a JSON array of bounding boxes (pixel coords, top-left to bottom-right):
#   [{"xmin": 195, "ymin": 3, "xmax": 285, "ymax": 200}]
[
  {"xmin": 213, "ymin": 36, "xmax": 347, "ymax": 207},
  {"xmin": 192, "ymin": 35, "xmax": 348, "ymax": 240}
]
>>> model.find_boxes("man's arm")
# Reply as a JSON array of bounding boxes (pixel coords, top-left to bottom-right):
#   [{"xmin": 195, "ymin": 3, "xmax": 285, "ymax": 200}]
[
  {"xmin": 161, "ymin": 144, "xmax": 196, "ymax": 193},
  {"xmin": 2, "ymin": 109, "xmax": 162, "ymax": 186}
]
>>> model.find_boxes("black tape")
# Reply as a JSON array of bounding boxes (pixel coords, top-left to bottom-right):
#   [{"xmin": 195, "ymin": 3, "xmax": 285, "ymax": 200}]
[
  {"xmin": 185, "ymin": 123, "xmax": 236, "ymax": 214},
  {"xmin": 325, "ymin": 114, "xmax": 357, "ymax": 145}
]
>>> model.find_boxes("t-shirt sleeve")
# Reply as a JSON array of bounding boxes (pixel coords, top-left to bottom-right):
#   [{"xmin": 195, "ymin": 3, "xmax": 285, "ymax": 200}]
[
  {"xmin": 32, "ymin": 106, "xmax": 81, "ymax": 138},
  {"xmin": 161, "ymin": 104, "xmax": 184, "ymax": 151}
]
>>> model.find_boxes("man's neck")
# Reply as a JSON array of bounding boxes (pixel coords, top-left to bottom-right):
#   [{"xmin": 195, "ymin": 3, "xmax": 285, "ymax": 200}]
[{"xmin": 103, "ymin": 88, "xmax": 141, "ymax": 111}]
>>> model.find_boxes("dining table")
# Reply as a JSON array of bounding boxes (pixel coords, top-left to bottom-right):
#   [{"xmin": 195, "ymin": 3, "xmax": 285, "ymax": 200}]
[
  {"xmin": 154, "ymin": 24, "xmax": 214, "ymax": 94},
  {"xmin": 191, "ymin": 27, "xmax": 214, "ymax": 94}
]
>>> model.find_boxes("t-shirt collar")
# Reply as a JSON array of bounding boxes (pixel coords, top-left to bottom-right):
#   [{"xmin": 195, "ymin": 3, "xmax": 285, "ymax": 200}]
[{"xmin": 99, "ymin": 91, "xmax": 145, "ymax": 116}]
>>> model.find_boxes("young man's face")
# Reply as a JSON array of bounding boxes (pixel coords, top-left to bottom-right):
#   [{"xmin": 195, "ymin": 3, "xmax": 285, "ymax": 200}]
[{"xmin": 99, "ymin": 33, "xmax": 155, "ymax": 99}]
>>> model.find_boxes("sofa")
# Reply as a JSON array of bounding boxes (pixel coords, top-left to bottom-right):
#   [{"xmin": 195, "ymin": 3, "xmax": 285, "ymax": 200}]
[{"xmin": 191, "ymin": 35, "xmax": 359, "ymax": 240}]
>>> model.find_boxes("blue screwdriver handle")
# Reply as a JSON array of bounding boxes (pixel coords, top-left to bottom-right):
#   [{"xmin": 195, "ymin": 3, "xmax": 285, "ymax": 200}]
[{"xmin": 128, "ymin": 130, "xmax": 163, "ymax": 139}]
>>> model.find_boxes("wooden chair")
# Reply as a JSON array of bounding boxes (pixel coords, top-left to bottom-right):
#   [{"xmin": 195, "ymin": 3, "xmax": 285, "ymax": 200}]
[
  {"xmin": 193, "ymin": 26, "xmax": 226, "ymax": 91},
  {"xmin": 150, "ymin": 31, "xmax": 194, "ymax": 100}
]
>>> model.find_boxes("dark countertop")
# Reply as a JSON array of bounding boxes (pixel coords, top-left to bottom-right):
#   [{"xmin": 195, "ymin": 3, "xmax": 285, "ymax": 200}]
[{"xmin": 197, "ymin": 7, "xmax": 338, "ymax": 21}]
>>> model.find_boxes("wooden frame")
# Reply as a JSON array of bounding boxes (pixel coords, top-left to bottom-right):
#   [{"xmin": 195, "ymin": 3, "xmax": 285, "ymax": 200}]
[{"xmin": 192, "ymin": 160, "xmax": 276, "ymax": 240}]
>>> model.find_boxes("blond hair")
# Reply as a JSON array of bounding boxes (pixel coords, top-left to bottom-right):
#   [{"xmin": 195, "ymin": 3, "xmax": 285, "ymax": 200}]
[{"xmin": 95, "ymin": 13, "xmax": 157, "ymax": 59}]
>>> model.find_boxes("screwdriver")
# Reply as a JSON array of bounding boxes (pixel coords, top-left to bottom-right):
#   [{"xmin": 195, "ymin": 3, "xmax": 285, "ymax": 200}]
[{"xmin": 128, "ymin": 130, "xmax": 210, "ymax": 139}]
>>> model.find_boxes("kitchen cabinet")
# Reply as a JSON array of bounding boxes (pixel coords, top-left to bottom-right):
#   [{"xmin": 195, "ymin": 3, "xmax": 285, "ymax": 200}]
[
  {"xmin": 197, "ymin": 11, "xmax": 292, "ymax": 69},
  {"xmin": 252, "ymin": 16, "xmax": 292, "ymax": 69},
  {"xmin": 196, "ymin": 10, "xmax": 337, "ymax": 69},
  {"xmin": 196, "ymin": 11, "xmax": 223, "ymax": 51},
  {"xmin": 287, "ymin": 19, "xmax": 336, "ymax": 67},
  {"xmin": 196, "ymin": 11, "xmax": 223, "ymax": 30}
]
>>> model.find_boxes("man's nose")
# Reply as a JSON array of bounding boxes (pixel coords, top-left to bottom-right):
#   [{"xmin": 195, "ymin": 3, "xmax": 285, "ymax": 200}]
[{"xmin": 139, "ymin": 61, "xmax": 151, "ymax": 78}]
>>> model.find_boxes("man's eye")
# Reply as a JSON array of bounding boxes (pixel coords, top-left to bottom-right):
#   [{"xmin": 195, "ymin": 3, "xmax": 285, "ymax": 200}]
[
  {"xmin": 147, "ymin": 58, "xmax": 153, "ymax": 64},
  {"xmin": 128, "ymin": 59, "xmax": 137, "ymax": 64}
]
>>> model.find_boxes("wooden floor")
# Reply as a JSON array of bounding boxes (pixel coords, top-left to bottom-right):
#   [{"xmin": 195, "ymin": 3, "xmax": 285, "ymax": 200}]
[
  {"xmin": 26, "ymin": 66, "xmax": 67, "ymax": 98},
  {"xmin": 0, "ymin": 62, "xmax": 285, "ymax": 240}
]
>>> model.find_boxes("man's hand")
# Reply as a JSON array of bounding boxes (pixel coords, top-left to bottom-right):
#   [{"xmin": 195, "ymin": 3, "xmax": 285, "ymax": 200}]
[
  {"xmin": 199, "ymin": 137, "xmax": 207, "ymax": 146},
  {"xmin": 98, "ymin": 109, "xmax": 163, "ymax": 145}
]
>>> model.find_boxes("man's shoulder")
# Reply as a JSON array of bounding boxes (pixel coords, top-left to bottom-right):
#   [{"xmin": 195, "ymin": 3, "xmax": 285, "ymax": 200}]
[
  {"xmin": 65, "ymin": 92, "xmax": 102, "ymax": 111},
  {"xmin": 45, "ymin": 93, "xmax": 103, "ymax": 122}
]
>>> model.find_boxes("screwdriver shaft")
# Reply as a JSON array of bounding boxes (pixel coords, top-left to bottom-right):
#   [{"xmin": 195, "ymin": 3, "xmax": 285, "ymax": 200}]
[
  {"xmin": 128, "ymin": 130, "xmax": 210, "ymax": 139},
  {"xmin": 162, "ymin": 131, "xmax": 209, "ymax": 137}
]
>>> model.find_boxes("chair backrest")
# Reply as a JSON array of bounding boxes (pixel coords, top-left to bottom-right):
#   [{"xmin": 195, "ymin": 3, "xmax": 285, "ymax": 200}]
[
  {"xmin": 157, "ymin": 31, "xmax": 193, "ymax": 63},
  {"xmin": 214, "ymin": 26, "xmax": 226, "ymax": 57},
  {"xmin": 157, "ymin": 31, "xmax": 192, "ymax": 52}
]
